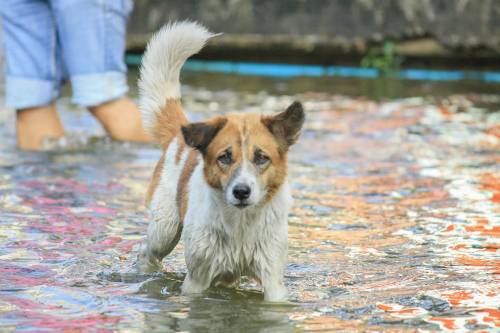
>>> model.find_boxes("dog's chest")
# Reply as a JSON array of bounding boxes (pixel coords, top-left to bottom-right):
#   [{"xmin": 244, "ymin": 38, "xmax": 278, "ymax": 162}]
[
  {"xmin": 185, "ymin": 204, "xmax": 278, "ymax": 276},
  {"xmin": 217, "ymin": 221, "xmax": 263, "ymax": 270},
  {"xmin": 205, "ymin": 213, "xmax": 266, "ymax": 270}
]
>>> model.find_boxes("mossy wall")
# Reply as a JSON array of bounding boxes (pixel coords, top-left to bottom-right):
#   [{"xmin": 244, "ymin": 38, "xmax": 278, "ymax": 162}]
[{"xmin": 127, "ymin": 0, "xmax": 500, "ymax": 66}]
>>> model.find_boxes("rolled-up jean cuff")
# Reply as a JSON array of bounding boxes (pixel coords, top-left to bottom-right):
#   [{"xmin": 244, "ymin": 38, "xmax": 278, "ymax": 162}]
[
  {"xmin": 70, "ymin": 71, "xmax": 129, "ymax": 107},
  {"xmin": 5, "ymin": 77, "xmax": 59, "ymax": 109}
]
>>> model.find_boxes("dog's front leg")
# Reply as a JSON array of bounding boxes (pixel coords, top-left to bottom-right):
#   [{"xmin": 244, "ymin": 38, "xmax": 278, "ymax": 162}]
[
  {"xmin": 181, "ymin": 272, "xmax": 211, "ymax": 295},
  {"xmin": 261, "ymin": 269, "xmax": 288, "ymax": 302},
  {"xmin": 253, "ymin": 245, "xmax": 288, "ymax": 302},
  {"xmin": 181, "ymin": 243, "xmax": 215, "ymax": 295}
]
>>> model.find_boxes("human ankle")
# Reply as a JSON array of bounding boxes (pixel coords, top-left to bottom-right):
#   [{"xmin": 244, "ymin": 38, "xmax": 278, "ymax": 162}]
[
  {"xmin": 16, "ymin": 104, "xmax": 65, "ymax": 150},
  {"xmin": 89, "ymin": 97, "xmax": 152, "ymax": 142}
]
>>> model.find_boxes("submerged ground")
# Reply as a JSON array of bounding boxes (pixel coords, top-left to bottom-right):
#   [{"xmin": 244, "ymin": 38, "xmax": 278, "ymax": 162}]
[{"xmin": 0, "ymin": 74, "xmax": 499, "ymax": 332}]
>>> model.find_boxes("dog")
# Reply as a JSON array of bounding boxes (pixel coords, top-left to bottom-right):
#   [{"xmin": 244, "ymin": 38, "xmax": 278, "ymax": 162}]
[{"xmin": 136, "ymin": 21, "xmax": 304, "ymax": 302}]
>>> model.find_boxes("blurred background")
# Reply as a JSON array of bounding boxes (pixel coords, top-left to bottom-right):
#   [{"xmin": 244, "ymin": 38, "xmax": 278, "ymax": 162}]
[
  {"xmin": 0, "ymin": 1, "xmax": 498, "ymax": 332},
  {"xmin": 2, "ymin": 0, "xmax": 500, "ymax": 101},
  {"xmin": 128, "ymin": 0, "xmax": 500, "ymax": 68},
  {"xmin": 123, "ymin": 0, "xmax": 500, "ymax": 97}
]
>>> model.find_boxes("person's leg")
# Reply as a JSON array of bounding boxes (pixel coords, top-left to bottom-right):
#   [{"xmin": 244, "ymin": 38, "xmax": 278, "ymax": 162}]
[
  {"xmin": 0, "ymin": 0, "xmax": 65, "ymax": 150},
  {"xmin": 16, "ymin": 104, "xmax": 64, "ymax": 150},
  {"xmin": 50, "ymin": 0, "xmax": 151, "ymax": 142},
  {"xmin": 88, "ymin": 97, "xmax": 151, "ymax": 142}
]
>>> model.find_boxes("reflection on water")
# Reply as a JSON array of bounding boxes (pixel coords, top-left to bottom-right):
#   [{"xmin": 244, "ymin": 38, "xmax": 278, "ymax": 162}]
[{"xmin": 0, "ymin": 74, "xmax": 499, "ymax": 332}]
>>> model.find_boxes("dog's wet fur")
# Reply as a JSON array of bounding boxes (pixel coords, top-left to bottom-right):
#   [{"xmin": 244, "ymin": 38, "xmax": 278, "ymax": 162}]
[{"xmin": 137, "ymin": 22, "xmax": 304, "ymax": 302}]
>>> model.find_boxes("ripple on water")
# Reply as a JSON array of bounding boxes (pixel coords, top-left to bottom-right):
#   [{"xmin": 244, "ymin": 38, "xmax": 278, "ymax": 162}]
[{"xmin": 0, "ymin": 92, "xmax": 499, "ymax": 332}]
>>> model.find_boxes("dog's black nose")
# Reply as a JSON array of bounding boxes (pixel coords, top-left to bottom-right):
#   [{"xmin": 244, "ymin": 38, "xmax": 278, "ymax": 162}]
[{"xmin": 233, "ymin": 184, "xmax": 251, "ymax": 200}]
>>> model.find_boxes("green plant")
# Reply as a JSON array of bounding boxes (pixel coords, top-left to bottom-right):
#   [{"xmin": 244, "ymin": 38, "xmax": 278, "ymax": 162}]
[{"xmin": 361, "ymin": 41, "xmax": 402, "ymax": 75}]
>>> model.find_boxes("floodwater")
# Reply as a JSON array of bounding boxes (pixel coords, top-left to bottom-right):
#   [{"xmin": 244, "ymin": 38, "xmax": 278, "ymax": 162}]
[{"xmin": 0, "ymin": 73, "xmax": 499, "ymax": 332}]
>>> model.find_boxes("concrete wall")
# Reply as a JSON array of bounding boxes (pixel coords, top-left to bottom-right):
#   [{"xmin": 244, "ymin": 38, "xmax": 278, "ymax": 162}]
[{"xmin": 127, "ymin": 0, "xmax": 500, "ymax": 68}]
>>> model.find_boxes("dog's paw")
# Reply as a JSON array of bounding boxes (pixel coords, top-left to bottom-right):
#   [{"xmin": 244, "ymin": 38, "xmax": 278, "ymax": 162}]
[
  {"xmin": 264, "ymin": 285, "xmax": 288, "ymax": 302},
  {"xmin": 181, "ymin": 275, "xmax": 210, "ymax": 295},
  {"xmin": 135, "ymin": 253, "xmax": 163, "ymax": 274}
]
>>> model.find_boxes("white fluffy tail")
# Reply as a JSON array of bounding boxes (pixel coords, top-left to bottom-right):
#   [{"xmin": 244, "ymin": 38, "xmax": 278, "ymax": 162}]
[{"xmin": 138, "ymin": 21, "xmax": 218, "ymax": 133}]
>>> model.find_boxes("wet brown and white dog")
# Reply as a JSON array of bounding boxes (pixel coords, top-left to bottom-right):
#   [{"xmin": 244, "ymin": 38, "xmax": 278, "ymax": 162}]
[{"xmin": 137, "ymin": 22, "xmax": 304, "ymax": 302}]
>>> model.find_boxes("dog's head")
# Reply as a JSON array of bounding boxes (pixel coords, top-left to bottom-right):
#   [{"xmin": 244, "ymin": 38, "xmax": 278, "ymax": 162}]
[{"xmin": 182, "ymin": 101, "xmax": 304, "ymax": 209}]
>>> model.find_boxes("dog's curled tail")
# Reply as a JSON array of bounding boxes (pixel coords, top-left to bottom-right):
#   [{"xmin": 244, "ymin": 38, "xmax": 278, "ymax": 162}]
[{"xmin": 139, "ymin": 21, "xmax": 218, "ymax": 143}]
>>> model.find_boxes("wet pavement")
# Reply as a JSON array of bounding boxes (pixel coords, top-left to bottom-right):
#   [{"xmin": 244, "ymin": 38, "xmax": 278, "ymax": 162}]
[{"xmin": 0, "ymin": 77, "xmax": 499, "ymax": 332}]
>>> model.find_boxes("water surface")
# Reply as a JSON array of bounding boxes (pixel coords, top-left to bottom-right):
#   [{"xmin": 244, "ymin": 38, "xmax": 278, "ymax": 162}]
[{"xmin": 0, "ymin": 75, "xmax": 499, "ymax": 332}]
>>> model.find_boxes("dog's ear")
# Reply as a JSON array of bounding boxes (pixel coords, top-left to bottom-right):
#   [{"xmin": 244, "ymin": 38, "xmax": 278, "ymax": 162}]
[
  {"xmin": 262, "ymin": 101, "xmax": 305, "ymax": 148},
  {"xmin": 182, "ymin": 117, "xmax": 227, "ymax": 153}
]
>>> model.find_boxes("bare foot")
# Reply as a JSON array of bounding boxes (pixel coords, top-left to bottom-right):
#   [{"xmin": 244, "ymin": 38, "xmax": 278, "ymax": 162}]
[
  {"xmin": 89, "ymin": 97, "xmax": 152, "ymax": 142},
  {"xmin": 16, "ymin": 103, "xmax": 65, "ymax": 150}
]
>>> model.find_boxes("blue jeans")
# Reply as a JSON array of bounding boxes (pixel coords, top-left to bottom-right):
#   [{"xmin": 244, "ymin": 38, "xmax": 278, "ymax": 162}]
[{"xmin": 0, "ymin": 0, "xmax": 133, "ymax": 109}]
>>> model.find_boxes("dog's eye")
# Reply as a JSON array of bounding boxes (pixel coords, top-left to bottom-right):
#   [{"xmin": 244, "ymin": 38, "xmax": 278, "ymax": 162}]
[
  {"xmin": 254, "ymin": 151, "xmax": 270, "ymax": 166},
  {"xmin": 217, "ymin": 151, "xmax": 233, "ymax": 165}
]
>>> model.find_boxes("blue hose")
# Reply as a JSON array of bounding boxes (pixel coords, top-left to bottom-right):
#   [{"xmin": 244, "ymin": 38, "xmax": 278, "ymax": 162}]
[{"xmin": 125, "ymin": 55, "xmax": 500, "ymax": 83}]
